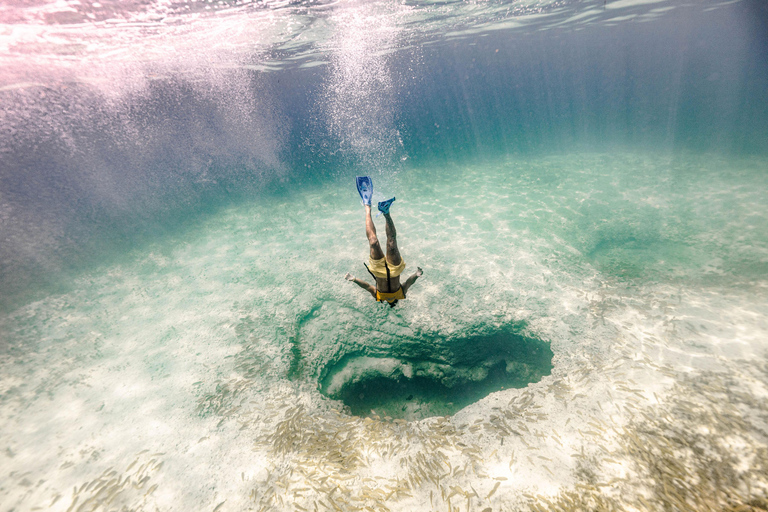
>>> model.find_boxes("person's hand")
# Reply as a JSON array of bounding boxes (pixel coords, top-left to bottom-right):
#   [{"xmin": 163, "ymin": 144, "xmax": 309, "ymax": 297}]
[
  {"xmin": 344, "ymin": 273, "xmax": 354, "ymax": 282},
  {"xmin": 416, "ymin": 267, "xmax": 423, "ymax": 277}
]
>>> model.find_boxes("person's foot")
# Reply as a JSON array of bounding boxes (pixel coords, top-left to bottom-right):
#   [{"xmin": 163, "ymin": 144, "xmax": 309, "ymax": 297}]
[
  {"xmin": 344, "ymin": 272, "xmax": 354, "ymax": 281},
  {"xmin": 378, "ymin": 197, "xmax": 395, "ymax": 215},
  {"xmin": 416, "ymin": 266, "xmax": 423, "ymax": 277}
]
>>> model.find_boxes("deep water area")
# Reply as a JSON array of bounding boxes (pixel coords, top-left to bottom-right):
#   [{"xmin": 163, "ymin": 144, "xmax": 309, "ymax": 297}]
[
  {"xmin": 1, "ymin": 0, "xmax": 768, "ymax": 511},
  {"xmin": 318, "ymin": 327, "xmax": 555, "ymax": 420}
]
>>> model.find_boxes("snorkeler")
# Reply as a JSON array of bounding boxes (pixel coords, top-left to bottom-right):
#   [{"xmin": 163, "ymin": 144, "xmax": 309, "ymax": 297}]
[{"xmin": 344, "ymin": 176, "xmax": 422, "ymax": 307}]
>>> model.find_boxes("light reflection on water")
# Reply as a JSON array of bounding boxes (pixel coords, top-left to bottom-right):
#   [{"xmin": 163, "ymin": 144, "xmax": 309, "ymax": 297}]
[{"xmin": 0, "ymin": 0, "xmax": 738, "ymax": 78}]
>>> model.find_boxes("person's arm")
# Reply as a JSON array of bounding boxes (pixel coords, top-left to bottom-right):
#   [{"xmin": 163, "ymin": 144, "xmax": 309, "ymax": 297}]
[
  {"xmin": 402, "ymin": 267, "xmax": 423, "ymax": 295},
  {"xmin": 345, "ymin": 273, "xmax": 377, "ymax": 299}
]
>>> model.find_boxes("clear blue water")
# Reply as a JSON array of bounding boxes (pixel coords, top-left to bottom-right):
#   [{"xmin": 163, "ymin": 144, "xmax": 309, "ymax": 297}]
[{"xmin": 1, "ymin": 0, "xmax": 767, "ymax": 510}]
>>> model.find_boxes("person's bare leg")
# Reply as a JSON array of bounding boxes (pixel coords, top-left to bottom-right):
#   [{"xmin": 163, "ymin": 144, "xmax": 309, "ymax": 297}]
[
  {"xmin": 383, "ymin": 213, "xmax": 401, "ymax": 265},
  {"xmin": 366, "ymin": 205, "xmax": 385, "ymax": 260}
]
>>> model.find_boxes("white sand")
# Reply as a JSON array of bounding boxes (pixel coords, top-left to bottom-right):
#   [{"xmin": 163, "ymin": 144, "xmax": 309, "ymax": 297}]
[{"xmin": 1, "ymin": 152, "xmax": 766, "ymax": 511}]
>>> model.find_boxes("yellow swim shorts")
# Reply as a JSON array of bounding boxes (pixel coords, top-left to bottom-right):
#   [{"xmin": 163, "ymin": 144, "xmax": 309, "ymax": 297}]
[
  {"xmin": 367, "ymin": 256, "xmax": 406, "ymax": 279},
  {"xmin": 376, "ymin": 287, "xmax": 405, "ymax": 303}
]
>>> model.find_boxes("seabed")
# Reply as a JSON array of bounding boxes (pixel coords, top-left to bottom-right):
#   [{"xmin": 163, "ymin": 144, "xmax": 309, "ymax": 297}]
[{"xmin": 1, "ymin": 152, "xmax": 767, "ymax": 511}]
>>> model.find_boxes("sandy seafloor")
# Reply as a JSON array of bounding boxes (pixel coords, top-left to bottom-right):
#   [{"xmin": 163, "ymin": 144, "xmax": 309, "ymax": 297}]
[{"xmin": 1, "ymin": 151, "xmax": 767, "ymax": 511}]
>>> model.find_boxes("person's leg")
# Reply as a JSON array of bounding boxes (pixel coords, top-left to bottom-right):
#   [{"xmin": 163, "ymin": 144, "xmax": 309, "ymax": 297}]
[
  {"xmin": 383, "ymin": 213, "xmax": 401, "ymax": 265},
  {"xmin": 366, "ymin": 205, "xmax": 385, "ymax": 260}
]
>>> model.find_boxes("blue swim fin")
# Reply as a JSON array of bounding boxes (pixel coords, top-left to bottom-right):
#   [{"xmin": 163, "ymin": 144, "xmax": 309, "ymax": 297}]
[
  {"xmin": 378, "ymin": 197, "xmax": 395, "ymax": 215},
  {"xmin": 356, "ymin": 176, "xmax": 373, "ymax": 206}
]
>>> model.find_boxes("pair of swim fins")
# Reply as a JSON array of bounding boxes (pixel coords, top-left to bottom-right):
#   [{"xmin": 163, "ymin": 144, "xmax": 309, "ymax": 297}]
[{"xmin": 356, "ymin": 176, "xmax": 395, "ymax": 215}]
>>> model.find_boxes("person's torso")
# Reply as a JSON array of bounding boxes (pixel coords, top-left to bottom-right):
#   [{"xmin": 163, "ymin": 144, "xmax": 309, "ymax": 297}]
[{"xmin": 375, "ymin": 275, "xmax": 401, "ymax": 293}]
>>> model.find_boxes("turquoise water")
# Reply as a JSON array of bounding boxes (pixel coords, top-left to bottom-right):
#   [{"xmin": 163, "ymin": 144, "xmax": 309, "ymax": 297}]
[
  {"xmin": 1, "ymin": 0, "xmax": 768, "ymax": 510},
  {"xmin": 2, "ymin": 151, "xmax": 767, "ymax": 510}
]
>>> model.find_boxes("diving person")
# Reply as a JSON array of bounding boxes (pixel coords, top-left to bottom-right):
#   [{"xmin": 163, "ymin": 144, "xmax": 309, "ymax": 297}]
[{"xmin": 344, "ymin": 176, "xmax": 422, "ymax": 307}]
